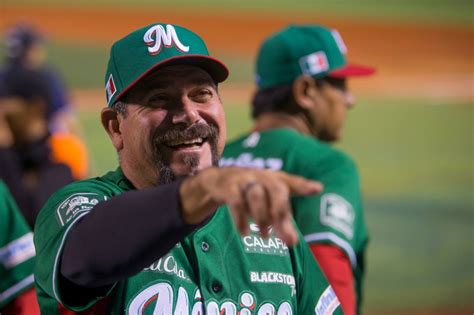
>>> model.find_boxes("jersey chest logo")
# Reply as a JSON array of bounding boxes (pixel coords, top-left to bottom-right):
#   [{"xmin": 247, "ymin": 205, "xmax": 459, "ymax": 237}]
[
  {"xmin": 127, "ymin": 283, "xmax": 294, "ymax": 314},
  {"xmin": 144, "ymin": 253, "xmax": 190, "ymax": 281},
  {"xmin": 242, "ymin": 224, "xmax": 289, "ymax": 256},
  {"xmin": 220, "ymin": 153, "xmax": 283, "ymax": 171}
]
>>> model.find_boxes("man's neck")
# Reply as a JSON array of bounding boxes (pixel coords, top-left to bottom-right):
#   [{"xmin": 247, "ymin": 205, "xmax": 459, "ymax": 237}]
[
  {"xmin": 120, "ymin": 160, "xmax": 157, "ymax": 190},
  {"xmin": 253, "ymin": 112, "xmax": 313, "ymax": 136}
]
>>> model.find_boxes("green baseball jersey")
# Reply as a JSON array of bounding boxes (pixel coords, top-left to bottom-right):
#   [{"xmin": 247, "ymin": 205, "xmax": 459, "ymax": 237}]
[
  {"xmin": 34, "ymin": 168, "xmax": 342, "ymax": 314},
  {"xmin": 221, "ymin": 128, "xmax": 369, "ymax": 308},
  {"xmin": 0, "ymin": 181, "xmax": 36, "ymax": 308}
]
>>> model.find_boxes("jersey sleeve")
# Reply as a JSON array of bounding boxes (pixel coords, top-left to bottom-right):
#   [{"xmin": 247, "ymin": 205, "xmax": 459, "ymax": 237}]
[
  {"xmin": 292, "ymin": 151, "xmax": 368, "ymax": 269},
  {"xmin": 292, "ymin": 231, "xmax": 343, "ymax": 315},
  {"xmin": 0, "ymin": 182, "xmax": 36, "ymax": 308},
  {"xmin": 33, "ymin": 181, "xmax": 114, "ymax": 312}
]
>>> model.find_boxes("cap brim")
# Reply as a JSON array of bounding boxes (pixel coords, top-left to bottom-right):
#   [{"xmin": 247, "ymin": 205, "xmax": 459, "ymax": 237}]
[
  {"xmin": 328, "ymin": 63, "xmax": 376, "ymax": 78},
  {"xmin": 114, "ymin": 55, "xmax": 229, "ymax": 104},
  {"xmin": 161, "ymin": 55, "xmax": 229, "ymax": 83}
]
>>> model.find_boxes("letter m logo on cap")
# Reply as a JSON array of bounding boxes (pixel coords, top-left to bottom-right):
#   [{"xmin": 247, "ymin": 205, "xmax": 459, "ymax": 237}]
[
  {"xmin": 143, "ymin": 24, "xmax": 190, "ymax": 55},
  {"xmin": 105, "ymin": 74, "xmax": 117, "ymax": 104},
  {"xmin": 299, "ymin": 51, "xmax": 329, "ymax": 76}
]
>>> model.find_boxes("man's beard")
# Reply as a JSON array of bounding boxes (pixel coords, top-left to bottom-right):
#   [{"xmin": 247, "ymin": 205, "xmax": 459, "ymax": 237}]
[{"xmin": 151, "ymin": 123, "xmax": 220, "ymax": 185}]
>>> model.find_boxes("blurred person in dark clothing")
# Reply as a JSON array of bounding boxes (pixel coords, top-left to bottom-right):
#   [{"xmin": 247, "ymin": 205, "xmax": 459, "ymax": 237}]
[
  {"xmin": 3, "ymin": 23, "xmax": 72, "ymax": 133},
  {"xmin": 0, "ymin": 66, "xmax": 73, "ymax": 228},
  {"xmin": 1, "ymin": 23, "xmax": 89, "ymax": 180}
]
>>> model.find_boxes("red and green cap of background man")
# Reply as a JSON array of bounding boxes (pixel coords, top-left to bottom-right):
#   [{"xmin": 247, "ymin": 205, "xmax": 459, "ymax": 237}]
[
  {"xmin": 255, "ymin": 24, "xmax": 375, "ymax": 89},
  {"xmin": 104, "ymin": 23, "xmax": 229, "ymax": 106}
]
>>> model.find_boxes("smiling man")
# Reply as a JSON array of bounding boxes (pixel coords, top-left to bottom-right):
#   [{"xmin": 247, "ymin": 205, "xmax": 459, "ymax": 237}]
[
  {"xmin": 106, "ymin": 65, "xmax": 223, "ymax": 186},
  {"xmin": 33, "ymin": 23, "xmax": 342, "ymax": 314}
]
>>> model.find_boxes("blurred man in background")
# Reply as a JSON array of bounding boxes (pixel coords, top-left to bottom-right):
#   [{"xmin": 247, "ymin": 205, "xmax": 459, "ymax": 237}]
[
  {"xmin": 221, "ymin": 24, "xmax": 375, "ymax": 315},
  {"xmin": 1, "ymin": 23, "xmax": 89, "ymax": 180},
  {"xmin": 0, "ymin": 65, "xmax": 74, "ymax": 227}
]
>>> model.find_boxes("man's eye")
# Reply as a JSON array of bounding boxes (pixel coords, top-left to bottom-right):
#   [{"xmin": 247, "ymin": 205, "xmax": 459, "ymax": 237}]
[
  {"xmin": 148, "ymin": 95, "xmax": 169, "ymax": 105},
  {"xmin": 194, "ymin": 89, "xmax": 212, "ymax": 100},
  {"xmin": 326, "ymin": 78, "xmax": 347, "ymax": 92}
]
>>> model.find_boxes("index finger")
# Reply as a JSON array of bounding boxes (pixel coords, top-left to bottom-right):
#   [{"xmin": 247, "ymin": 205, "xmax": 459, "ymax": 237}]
[{"xmin": 274, "ymin": 171, "xmax": 323, "ymax": 196}]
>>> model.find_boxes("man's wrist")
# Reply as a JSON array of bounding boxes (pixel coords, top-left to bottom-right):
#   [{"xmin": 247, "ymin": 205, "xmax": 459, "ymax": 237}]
[{"xmin": 180, "ymin": 167, "xmax": 219, "ymax": 225}]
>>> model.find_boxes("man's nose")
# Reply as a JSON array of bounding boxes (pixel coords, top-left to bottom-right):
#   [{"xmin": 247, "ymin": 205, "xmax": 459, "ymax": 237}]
[
  {"xmin": 345, "ymin": 91, "xmax": 355, "ymax": 109},
  {"xmin": 172, "ymin": 99, "xmax": 200, "ymax": 125}
]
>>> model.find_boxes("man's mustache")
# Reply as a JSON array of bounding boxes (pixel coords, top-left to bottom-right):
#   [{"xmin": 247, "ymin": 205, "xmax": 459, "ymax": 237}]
[{"xmin": 152, "ymin": 123, "xmax": 218, "ymax": 146}]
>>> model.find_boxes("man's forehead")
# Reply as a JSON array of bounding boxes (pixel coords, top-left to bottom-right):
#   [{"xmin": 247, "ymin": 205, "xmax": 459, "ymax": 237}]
[{"xmin": 139, "ymin": 65, "xmax": 216, "ymax": 89}]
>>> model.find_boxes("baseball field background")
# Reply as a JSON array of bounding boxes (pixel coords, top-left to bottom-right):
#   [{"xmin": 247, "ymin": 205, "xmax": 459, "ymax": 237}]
[{"xmin": 1, "ymin": 1, "xmax": 473, "ymax": 314}]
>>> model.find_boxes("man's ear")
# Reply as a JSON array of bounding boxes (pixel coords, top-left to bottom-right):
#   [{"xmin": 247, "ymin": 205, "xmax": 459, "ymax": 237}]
[
  {"xmin": 292, "ymin": 75, "xmax": 320, "ymax": 110},
  {"xmin": 101, "ymin": 107, "xmax": 123, "ymax": 151}
]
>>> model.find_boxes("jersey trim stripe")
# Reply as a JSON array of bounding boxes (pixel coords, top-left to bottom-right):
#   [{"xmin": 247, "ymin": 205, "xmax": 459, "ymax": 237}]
[
  {"xmin": 52, "ymin": 211, "xmax": 89, "ymax": 303},
  {"xmin": 304, "ymin": 232, "xmax": 357, "ymax": 268},
  {"xmin": 0, "ymin": 232, "xmax": 36, "ymax": 268},
  {"xmin": 0, "ymin": 274, "xmax": 34, "ymax": 304}
]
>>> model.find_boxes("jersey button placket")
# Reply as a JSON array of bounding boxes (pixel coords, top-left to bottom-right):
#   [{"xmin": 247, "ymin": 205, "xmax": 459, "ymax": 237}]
[
  {"xmin": 212, "ymin": 282, "xmax": 222, "ymax": 293},
  {"xmin": 201, "ymin": 241, "xmax": 210, "ymax": 252}
]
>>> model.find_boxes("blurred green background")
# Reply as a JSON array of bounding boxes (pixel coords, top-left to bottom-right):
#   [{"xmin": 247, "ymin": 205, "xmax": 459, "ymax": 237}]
[
  {"xmin": 6, "ymin": 0, "xmax": 474, "ymax": 25},
  {"xmin": 1, "ymin": 0, "xmax": 473, "ymax": 313}
]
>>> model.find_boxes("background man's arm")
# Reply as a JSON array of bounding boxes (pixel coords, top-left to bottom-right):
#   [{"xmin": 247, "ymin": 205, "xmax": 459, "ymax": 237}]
[{"xmin": 311, "ymin": 243, "xmax": 355, "ymax": 315}]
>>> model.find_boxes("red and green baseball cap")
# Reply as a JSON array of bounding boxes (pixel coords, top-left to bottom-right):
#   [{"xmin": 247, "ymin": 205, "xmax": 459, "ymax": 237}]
[
  {"xmin": 255, "ymin": 24, "xmax": 375, "ymax": 89},
  {"xmin": 105, "ymin": 23, "xmax": 229, "ymax": 106}
]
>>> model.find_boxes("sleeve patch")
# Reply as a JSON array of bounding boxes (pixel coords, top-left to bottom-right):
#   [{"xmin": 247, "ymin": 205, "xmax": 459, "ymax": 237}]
[
  {"xmin": 320, "ymin": 193, "xmax": 355, "ymax": 239},
  {"xmin": 56, "ymin": 193, "xmax": 107, "ymax": 226},
  {"xmin": 0, "ymin": 232, "xmax": 35, "ymax": 269},
  {"xmin": 315, "ymin": 285, "xmax": 340, "ymax": 315}
]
